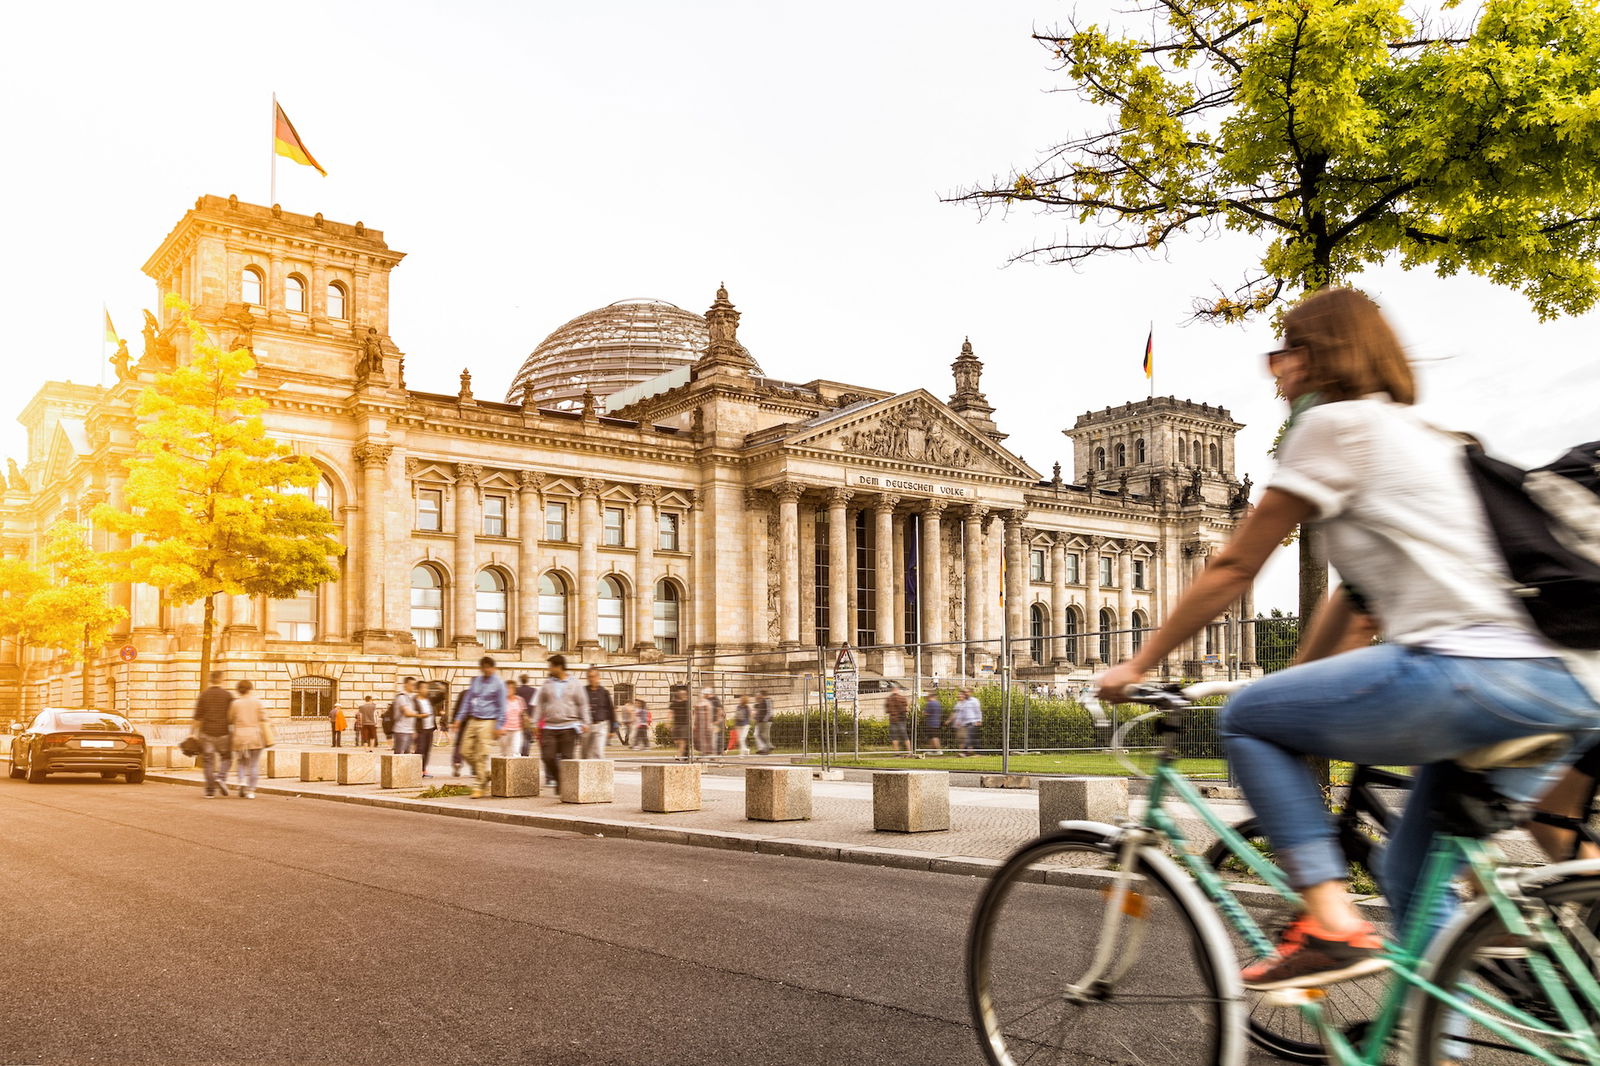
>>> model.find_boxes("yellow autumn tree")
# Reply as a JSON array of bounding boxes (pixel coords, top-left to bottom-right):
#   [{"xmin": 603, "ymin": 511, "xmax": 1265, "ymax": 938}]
[
  {"xmin": 0, "ymin": 522, "xmax": 127, "ymax": 715},
  {"xmin": 95, "ymin": 297, "xmax": 343, "ymax": 689}
]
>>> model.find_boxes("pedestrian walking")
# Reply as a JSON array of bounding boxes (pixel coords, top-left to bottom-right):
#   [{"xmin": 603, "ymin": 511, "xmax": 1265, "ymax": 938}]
[
  {"xmin": 328, "ymin": 701, "xmax": 346, "ymax": 747},
  {"xmin": 952, "ymin": 688, "xmax": 982, "ymax": 756},
  {"xmin": 450, "ymin": 686, "xmax": 469, "ymax": 777},
  {"xmin": 732, "ymin": 696, "xmax": 752, "ymax": 756},
  {"xmin": 227, "ymin": 679, "xmax": 270, "ymax": 799},
  {"xmin": 694, "ymin": 687, "xmax": 719, "ymax": 756},
  {"xmin": 501, "ymin": 679, "xmax": 526, "ymax": 759},
  {"xmin": 922, "ymin": 691, "xmax": 944, "ymax": 751},
  {"xmin": 885, "ymin": 684, "xmax": 910, "ymax": 752},
  {"xmin": 192, "ymin": 670, "xmax": 234, "ymax": 798},
  {"xmin": 516, "ymin": 674, "xmax": 537, "ymax": 756},
  {"xmin": 536, "ymin": 654, "xmax": 590, "ymax": 787},
  {"xmin": 752, "ymin": 690, "xmax": 774, "ymax": 755},
  {"xmin": 390, "ymin": 678, "xmax": 420, "ymax": 755},
  {"xmin": 356, "ymin": 696, "xmax": 379, "ymax": 748},
  {"xmin": 669, "ymin": 685, "xmax": 692, "ymax": 758},
  {"xmin": 451, "ymin": 657, "xmax": 508, "ymax": 797},
  {"xmin": 632, "ymin": 700, "xmax": 652, "ymax": 750},
  {"xmin": 617, "ymin": 699, "xmax": 637, "ymax": 750},
  {"xmin": 414, "ymin": 683, "xmax": 438, "ymax": 777},
  {"xmin": 581, "ymin": 667, "xmax": 614, "ymax": 759}
]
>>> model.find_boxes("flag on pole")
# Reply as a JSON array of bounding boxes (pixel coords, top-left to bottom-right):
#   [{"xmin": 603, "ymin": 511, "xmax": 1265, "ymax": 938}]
[
  {"xmin": 1142, "ymin": 328, "xmax": 1153, "ymax": 379},
  {"xmin": 273, "ymin": 101, "xmax": 326, "ymax": 176},
  {"xmin": 103, "ymin": 307, "xmax": 119, "ymax": 345}
]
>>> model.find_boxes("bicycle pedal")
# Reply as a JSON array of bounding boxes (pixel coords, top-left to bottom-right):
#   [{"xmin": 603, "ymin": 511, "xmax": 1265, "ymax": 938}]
[{"xmin": 1260, "ymin": 987, "xmax": 1328, "ymax": 1007}]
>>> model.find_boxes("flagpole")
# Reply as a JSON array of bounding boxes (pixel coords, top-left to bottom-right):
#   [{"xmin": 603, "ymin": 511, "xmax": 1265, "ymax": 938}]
[
  {"xmin": 1148, "ymin": 319, "xmax": 1154, "ymax": 399},
  {"xmin": 270, "ymin": 91, "xmax": 278, "ymax": 205}
]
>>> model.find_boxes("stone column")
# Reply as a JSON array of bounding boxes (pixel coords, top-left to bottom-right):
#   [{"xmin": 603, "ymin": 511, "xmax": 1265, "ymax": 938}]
[
  {"xmin": 799, "ymin": 497, "xmax": 816, "ymax": 644},
  {"xmin": 354, "ymin": 443, "xmax": 393, "ymax": 641},
  {"xmin": 634, "ymin": 484, "xmax": 660, "ymax": 654},
  {"xmin": 516, "ymin": 470, "xmax": 545, "ymax": 653},
  {"xmin": 982, "ymin": 513, "xmax": 1002, "ymax": 650},
  {"xmin": 874, "ymin": 495, "xmax": 900, "ymax": 647},
  {"xmin": 826, "ymin": 488, "xmax": 853, "ymax": 648},
  {"xmin": 1117, "ymin": 543, "xmax": 1134, "ymax": 662},
  {"xmin": 452, "ymin": 463, "xmax": 482, "ymax": 648},
  {"xmin": 744, "ymin": 488, "xmax": 769, "ymax": 649},
  {"xmin": 1240, "ymin": 583, "xmax": 1257, "ymax": 667},
  {"xmin": 962, "ymin": 505, "xmax": 986, "ymax": 649},
  {"xmin": 918, "ymin": 500, "xmax": 945, "ymax": 646},
  {"xmin": 776, "ymin": 483, "xmax": 802, "ymax": 647},
  {"xmin": 891, "ymin": 515, "xmax": 907, "ymax": 645},
  {"xmin": 1002, "ymin": 511, "xmax": 1026, "ymax": 664},
  {"xmin": 1050, "ymin": 533, "xmax": 1068, "ymax": 664},
  {"xmin": 1084, "ymin": 536, "xmax": 1103, "ymax": 666},
  {"xmin": 576, "ymin": 478, "xmax": 602, "ymax": 653}
]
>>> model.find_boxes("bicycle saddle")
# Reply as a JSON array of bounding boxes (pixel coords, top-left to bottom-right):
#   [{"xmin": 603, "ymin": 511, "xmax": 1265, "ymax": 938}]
[{"xmin": 1455, "ymin": 733, "xmax": 1572, "ymax": 771}]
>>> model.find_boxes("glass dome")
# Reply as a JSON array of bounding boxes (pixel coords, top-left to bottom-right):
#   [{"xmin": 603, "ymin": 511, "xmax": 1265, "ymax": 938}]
[{"xmin": 506, "ymin": 297, "xmax": 759, "ymax": 411}]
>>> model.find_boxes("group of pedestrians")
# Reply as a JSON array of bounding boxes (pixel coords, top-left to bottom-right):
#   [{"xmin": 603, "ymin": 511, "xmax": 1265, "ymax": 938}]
[{"xmin": 190, "ymin": 671, "xmax": 271, "ymax": 799}]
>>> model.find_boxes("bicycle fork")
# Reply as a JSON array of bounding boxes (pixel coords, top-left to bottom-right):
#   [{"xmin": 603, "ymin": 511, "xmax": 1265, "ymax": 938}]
[{"xmin": 1066, "ymin": 829, "xmax": 1155, "ymax": 1000}]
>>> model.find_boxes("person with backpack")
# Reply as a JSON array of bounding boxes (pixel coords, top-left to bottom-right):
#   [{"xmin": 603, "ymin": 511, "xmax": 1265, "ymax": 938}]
[
  {"xmin": 389, "ymin": 677, "xmax": 420, "ymax": 755},
  {"xmin": 731, "ymin": 696, "xmax": 752, "ymax": 756},
  {"xmin": 413, "ymin": 682, "xmax": 438, "ymax": 778},
  {"xmin": 1097, "ymin": 288, "xmax": 1600, "ymax": 990},
  {"xmin": 752, "ymin": 690, "xmax": 774, "ymax": 755}
]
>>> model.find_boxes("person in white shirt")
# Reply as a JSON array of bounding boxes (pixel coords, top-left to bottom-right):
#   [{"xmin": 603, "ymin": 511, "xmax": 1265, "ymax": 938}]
[
  {"xmin": 389, "ymin": 677, "xmax": 420, "ymax": 756},
  {"xmin": 1098, "ymin": 288, "xmax": 1600, "ymax": 990},
  {"xmin": 951, "ymin": 689, "xmax": 982, "ymax": 756}
]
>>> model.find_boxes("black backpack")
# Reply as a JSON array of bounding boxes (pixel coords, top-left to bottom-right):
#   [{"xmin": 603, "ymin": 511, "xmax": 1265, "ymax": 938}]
[
  {"xmin": 1465, "ymin": 440, "xmax": 1600, "ymax": 649},
  {"xmin": 380, "ymin": 699, "xmax": 398, "ymax": 738}
]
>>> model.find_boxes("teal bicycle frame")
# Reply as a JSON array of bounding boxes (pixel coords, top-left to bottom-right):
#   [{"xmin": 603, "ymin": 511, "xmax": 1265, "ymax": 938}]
[{"xmin": 1137, "ymin": 755, "xmax": 1600, "ymax": 1066}]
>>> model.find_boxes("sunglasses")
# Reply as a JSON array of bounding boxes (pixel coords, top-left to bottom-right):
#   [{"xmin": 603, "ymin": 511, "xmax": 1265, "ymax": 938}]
[{"xmin": 1265, "ymin": 345, "xmax": 1303, "ymax": 364}]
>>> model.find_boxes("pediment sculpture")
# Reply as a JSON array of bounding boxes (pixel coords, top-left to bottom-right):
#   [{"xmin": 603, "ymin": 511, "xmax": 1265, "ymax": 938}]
[{"xmin": 838, "ymin": 405, "xmax": 975, "ymax": 469}]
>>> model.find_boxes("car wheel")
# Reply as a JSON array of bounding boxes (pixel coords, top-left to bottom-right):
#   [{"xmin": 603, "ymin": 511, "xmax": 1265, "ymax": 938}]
[
  {"xmin": 7, "ymin": 757, "xmax": 22, "ymax": 779},
  {"xmin": 125, "ymin": 769, "xmax": 144, "ymax": 784}
]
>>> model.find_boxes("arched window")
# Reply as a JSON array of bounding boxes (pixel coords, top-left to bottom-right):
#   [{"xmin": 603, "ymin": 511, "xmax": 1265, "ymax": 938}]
[
  {"xmin": 538, "ymin": 573, "xmax": 568, "ymax": 651},
  {"xmin": 1114, "ymin": 442, "xmax": 1127, "ymax": 467},
  {"xmin": 475, "ymin": 569, "xmax": 508, "ymax": 650},
  {"xmin": 289, "ymin": 676, "xmax": 336, "ymax": 718},
  {"xmin": 241, "ymin": 266, "xmax": 265, "ymax": 306},
  {"xmin": 1029, "ymin": 603, "xmax": 1048, "ymax": 664},
  {"xmin": 1135, "ymin": 438, "xmax": 1146, "ymax": 464},
  {"xmin": 1098, "ymin": 607, "xmax": 1116, "ymax": 663},
  {"xmin": 1192, "ymin": 439, "xmax": 1203, "ymax": 466},
  {"xmin": 285, "ymin": 273, "xmax": 307, "ymax": 313},
  {"xmin": 272, "ymin": 586, "xmax": 318, "ymax": 641},
  {"xmin": 1131, "ymin": 610, "xmax": 1149, "ymax": 655},
  {"xmin": 1064, "ymin": 606, "xmax": 1081, "ymax": 663},
  {"xmin": 410, "ymin": 564, "xmax": 445, "ymax": 648},
  {"xmin": 327, "ymin": 281, "xmax": 348, "ymax": 320},
  {"xmin": 1209, "ymin": 442, "xmax": 1221, "ymax": 469},
  {"xmin": 655, "ymin": 580, "xmax": 681, "ymax": 654},
  {"xmin": 1094, "ymin": 447, "xmax": 1107, "ymax": 471},
  {"xmin": 598, "ymin": 575, "xmax": 625, "ymax": 653},
  {"xmin": 313, "ymin": 476, "xmax": 333, "ymax": 512}
]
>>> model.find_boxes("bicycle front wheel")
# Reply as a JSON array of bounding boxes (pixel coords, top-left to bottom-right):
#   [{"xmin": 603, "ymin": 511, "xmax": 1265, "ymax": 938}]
[{"xmin": 967, "ymin": 827, "xmax": 1242, "ymax": 1066}]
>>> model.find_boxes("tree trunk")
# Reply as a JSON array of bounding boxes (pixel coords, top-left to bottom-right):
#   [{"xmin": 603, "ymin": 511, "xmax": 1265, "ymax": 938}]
[
  {"xmin": 199, "ymin": 594, "xmax": 215, "ymax": 693},
  {"xmin": 81, "ymin": 628, "xmax": 92, "ymax": 709}
]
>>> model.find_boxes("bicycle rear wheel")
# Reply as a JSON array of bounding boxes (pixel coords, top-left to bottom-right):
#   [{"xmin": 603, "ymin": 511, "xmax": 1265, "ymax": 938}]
[
  {"xmin": 1411, "ymin": 873, "xmax": 1600, "ymax": 1066},
  {"xmin": 967, "ymin": 827, "xmax": 1242, "ymax": 1066}
]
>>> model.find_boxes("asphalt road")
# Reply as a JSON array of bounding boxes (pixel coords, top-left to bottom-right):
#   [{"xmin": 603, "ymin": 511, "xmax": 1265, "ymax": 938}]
[{"xmin": 0, "ymin": 772, "xmax": 1250, "ymax": 1066}]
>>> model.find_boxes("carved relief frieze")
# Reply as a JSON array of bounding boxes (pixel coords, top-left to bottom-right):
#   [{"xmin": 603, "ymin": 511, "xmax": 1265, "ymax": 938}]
[{"xmin": 837, "ymin": 403, "xmax": 974, "ymax": 469}]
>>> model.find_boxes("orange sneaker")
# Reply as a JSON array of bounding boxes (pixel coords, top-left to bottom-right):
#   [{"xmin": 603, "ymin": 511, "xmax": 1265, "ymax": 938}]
[{"xmin": 1242, "ymin": 915, "xmax": 1387, "ymax": 990}]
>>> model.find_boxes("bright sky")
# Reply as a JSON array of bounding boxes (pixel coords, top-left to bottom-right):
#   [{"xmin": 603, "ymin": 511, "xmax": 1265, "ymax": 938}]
[{"xmin": 2, "ymin": 0, "xmax": 1595, "ymax": 612}]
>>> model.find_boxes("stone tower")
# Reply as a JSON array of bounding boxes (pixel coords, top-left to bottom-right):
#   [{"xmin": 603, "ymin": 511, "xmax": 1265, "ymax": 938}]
[
  {"xmin": 1064, "ymin": 396, "xmax": 1244, "ymax": 506},
  {"xmin": 947, "ymin": 337, "xmax": 1004, "ymax": 442}
]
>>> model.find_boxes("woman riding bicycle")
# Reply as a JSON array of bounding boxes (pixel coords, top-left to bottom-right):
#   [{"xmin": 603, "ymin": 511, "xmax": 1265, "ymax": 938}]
[{"xmin": 1097, "ymin": 288, "xmax": 1600, "ymax": 990}]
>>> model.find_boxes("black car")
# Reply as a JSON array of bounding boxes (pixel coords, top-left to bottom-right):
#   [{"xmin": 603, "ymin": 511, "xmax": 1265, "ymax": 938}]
[{"xmin": 7, "ymin": 709, "xmax": 147, "ymax": 783}]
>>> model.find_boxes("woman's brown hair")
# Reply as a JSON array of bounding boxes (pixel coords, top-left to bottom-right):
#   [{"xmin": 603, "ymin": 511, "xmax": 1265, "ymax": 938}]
[{"xmin": 1281, "ymin": 288, "xmax": 1416, "ymax": 405}]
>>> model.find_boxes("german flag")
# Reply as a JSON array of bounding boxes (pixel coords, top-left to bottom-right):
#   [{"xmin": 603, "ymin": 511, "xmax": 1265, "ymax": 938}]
[
  {"xmin": 103, "ymin": 307, "xmax": 119, "ymax": 345},
  {"xmin": 1142, "ymin": 328, "xmax": 1153, "ymax": 379},
  {"xmin": 273, "ymin": 101, "xmax": 326, "ymax": 176}
]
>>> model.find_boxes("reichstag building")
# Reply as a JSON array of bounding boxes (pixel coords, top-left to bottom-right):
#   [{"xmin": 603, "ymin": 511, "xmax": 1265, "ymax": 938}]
[{"xmin": 0, "ymin": 196, "xmax": 1255, "ymax": 720}]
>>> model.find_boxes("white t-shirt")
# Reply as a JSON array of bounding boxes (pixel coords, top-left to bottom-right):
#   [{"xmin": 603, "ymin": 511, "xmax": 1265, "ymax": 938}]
[{"xmin": 1271, "ymin": 395, "xmax": 1600, "ymax": 699}]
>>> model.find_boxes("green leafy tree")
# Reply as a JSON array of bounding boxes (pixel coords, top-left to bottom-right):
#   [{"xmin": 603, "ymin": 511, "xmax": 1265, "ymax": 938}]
[
  {"xmin": 0, "ymin": 523, "xmax": 127, "ymax": 716},
  {"xmin": 96, "ymin": 298, "xmax": 343, "ymax": 689},
  {"xmin": 950, "ymin": 0, "xmax": 1600, "ymax": 622}
]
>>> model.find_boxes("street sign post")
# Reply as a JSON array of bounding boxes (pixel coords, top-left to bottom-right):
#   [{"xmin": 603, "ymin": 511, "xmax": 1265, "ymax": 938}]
[{"xmin": 832, "ymin": 644, "xmax": 859, "ymax": 763}]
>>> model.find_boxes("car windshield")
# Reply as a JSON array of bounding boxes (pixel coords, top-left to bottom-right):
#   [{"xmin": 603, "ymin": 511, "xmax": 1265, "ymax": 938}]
[{"xmin": 53, "ymin": 712, "xmax": 132, "ymax": 732}]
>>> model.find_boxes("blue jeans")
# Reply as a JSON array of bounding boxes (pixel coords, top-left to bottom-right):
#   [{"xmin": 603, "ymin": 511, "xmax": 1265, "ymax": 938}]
[{"xmin": 1221, "ymin": 645, "xmax": 1600, "ymax": 931}]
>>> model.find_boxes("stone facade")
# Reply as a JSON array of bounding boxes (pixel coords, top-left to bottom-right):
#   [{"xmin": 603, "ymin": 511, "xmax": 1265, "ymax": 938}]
[{"xmin": 0, "ymin": 196, "xmax": 1253, "ymax": 722}]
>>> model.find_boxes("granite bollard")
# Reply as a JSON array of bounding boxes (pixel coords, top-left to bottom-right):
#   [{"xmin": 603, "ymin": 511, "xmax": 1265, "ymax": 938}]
[
  {"xmin": 379, "ymin": 753, "xmax": 423, "ymax": 789},
  {"xmin": 1038, "ymin": 776, "xmax": 1129, "ymax": 834},
  {"xmin": 559, "ymin": 759, "xmax": 615, "ymax": 803},
  {"xmin": 745, "ymin": 766, "xmax": 812, "ymax": 821},
  {"xmin": 264, "ymin": 748, "xmax": 302, "ymax": 778},
  {"xmin": 336, "ymin": 750, "xmax": 379, "ymax": 785},
  {"xmin": 640, "ymin": 762, "xmax": 701, "ymax": 812},
  {"xmin": 490, "ymin": 756, "xmax": 540, "ymax": 797},
  {"xmin": 299, "ymin": 750, "xmax": 339, "ymax": 783},
  {"xmin": 872, "ymin": 770, "xmax": 950, "ymax": 832}
]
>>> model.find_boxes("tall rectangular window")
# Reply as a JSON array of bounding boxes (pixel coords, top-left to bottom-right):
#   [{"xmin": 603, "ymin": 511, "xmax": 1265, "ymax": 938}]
[
  {"xmin": 1099, "ymin": 556, "xmax": 1114, "ymax": 587},
  {"xmin": 658, "ymin": 512, "xmax": 680, "ymax": 551},
  {"xmin": 1132, "ymin": 558, "xmax": 1147, "ymax": 589},
  {"xmin": 1065, "ymin": 553, "xmax": 1081, "ymax": 584},
  {"xmin": 603, "ymin": 506, "xmax": 626, "ymax": 547},
  {"xmin": 1029, "ymin": 548, "xmax": 1046, "ymax": 582},
  {"xmin": 482, "ymin": 494, "xmax": 507, "ymax": 537},
  {"xmin": 853, "ymin": 509, "xmax": 875, "ymax": 646},
  {"xmin": 272, "ymin": 588, "xmax": 317, "ymax": 641},
  {"xmin": 545, "ymin": 501, "xmax": 568, "ymax": 541},
  {"xmin": 416, "ymin": 489, "xmax": 442, "ymax": 532},
  {"xmin": 813, "ymin": 511, "xmax": 830, "ymax": 646}
]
